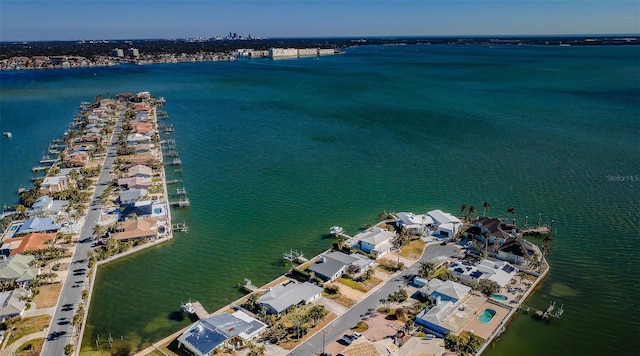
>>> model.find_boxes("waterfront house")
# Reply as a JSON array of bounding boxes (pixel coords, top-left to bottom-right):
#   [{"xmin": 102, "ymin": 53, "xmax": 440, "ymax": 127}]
[
  {"xmin": 395, "ymin": 212, "xmax": 433, "ymax": 235},
  {"xmin": 133, "ymin": 143, "xmax": 151, "ymax": 154},
  {"xmin": 117, "ymin": 189, "xmax": 148, "ymax": 205},
  {"xmin": 258, "ymin": 280, "xmax": 323, "ymax": 314},
  {"xmin": 126, "ymin": 133, "xmax": 151, "ymax": 146},
  {"xmin": 40, "ymin": 175, "xmax": 69, "ymax": 195},
  {"xmin": 0, "ymin": 288, "xmax": 30, "ymax": 322},
  {"xmin": 126, "ymin": 164, "xmax": 153, "ymax": 178},
  {"xmin": 120, "ymin": 200, "xmax": 167, "ymax": 220},
  {"xmin": 15, "ymin": 217, "xmax": 61, "ymax": 236},
  {"xmin": 418, "ymin": 279, "xmax": 471, "ymax": 304},
  {"xmin": 130, "ymin": 122, "xmax": 153, "ymax": 134},
  {"xmin": 28, "ymin": 195, "xmax": 68, "ymax": 218},
  {"xmin": 117, "ymin": 176, "xmax": 152, "ymax": 190},
  {"xmin": 177, "ymin": 311, "xmax": 267, "ymax": 356},
  {"xmin": 111, "ymin": 218, "xmax": 159, "ymax": 242},
  {"xmin": 415, "ymin": 279, "xmax": 472, "ymax": 337},
  {"xmin": 307, "ymin": 251, "xmax": 373, "ymax": 283},
  {"xmin": 427, "ymin": 209, "xmax": 461, "ymax": 238},
  {"xmin": 0, "ymin": 254, "xmax": 40, "ymax": 289},
  {"xmin": 496, "ymin": 236, "xmax": 539, "ymax": 266},
  {"xmin": 1, "ymin": 232, "xmax": 54, "ymax": 257},
  {"xmin": 464, "ymin": 217, "xmax": 520, "ymax": 245},
  {"xmin": 66, "ymin": 152, "xmax": 89, "ymax": 167},
  {"xmin": 354, "ymin": 226, "xmax": 396, "ymax": 257},
  {"xmin": 448, "ymin": 259, "xmax": 518, "ymax": 288}
]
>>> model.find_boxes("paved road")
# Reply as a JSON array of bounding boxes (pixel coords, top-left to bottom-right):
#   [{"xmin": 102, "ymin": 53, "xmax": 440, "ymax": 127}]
[
  {"xmin": 289, "ymin": 243, "xmax": 460, "ymax": 356},
  {"xmin": 40, "ymin": 110, "xmax": 124, "ymax": 356}
]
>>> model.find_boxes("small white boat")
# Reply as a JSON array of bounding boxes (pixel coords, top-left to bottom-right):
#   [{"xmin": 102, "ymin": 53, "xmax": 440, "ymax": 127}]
[
  {"xmin": 181, "ymin": 300, "xmax": 195, "ymax": 315},
  {"xmin": 3, "ymin": 132, "xmax": 11, "ymax": 138},
  {"xmin": 330, "ymin": 226, "xmax": 344, "ymax": 235}
]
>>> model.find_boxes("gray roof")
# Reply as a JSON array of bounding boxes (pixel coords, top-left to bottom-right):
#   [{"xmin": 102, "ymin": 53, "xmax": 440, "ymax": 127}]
[
  {"xmin": 178, "ymin": 313, "xmax": 255, "ymax": 356},
  {"xmin": 0, "ymin": 288, "xmax": 29, "ymax": 320},
  {"xmin": 16, "ymin": 217, "xmax": 61, "ymax": 235},
  {"xmin": 0, "ymin": 255, "xmax": 38, "ymax": 282},
  {"xmin": 258, "ymin": 281, "xmax": 322, "ymax": 314},
  {"xmin": 308, "ymin": 252, "xmax": 357, "ymax": 281},
  {"xmin": 118, "ymin": 189, "xmax": 147, "ymax": 204}
]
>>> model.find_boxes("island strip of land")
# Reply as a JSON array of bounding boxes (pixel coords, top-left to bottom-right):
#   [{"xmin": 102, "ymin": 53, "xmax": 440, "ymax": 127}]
[
  {"xmin": 137, "ymin": 210, "xmax": 555, "ymax": 356},
  {"xmin": 0, "ymin": 91, "xmax": 181, "ymax": 356}
]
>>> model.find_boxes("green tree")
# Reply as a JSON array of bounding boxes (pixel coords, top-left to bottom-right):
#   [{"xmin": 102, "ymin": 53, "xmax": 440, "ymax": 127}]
[
  {"xmin": 417, "ymin": 261, "xmax": 436, "ymax": 279},
  {"xmin": 482, "ymin": 201, "xmax": 490, "ymax": 217},
  {"xmin": 505, "ymin": 206, "xmax": 515, "ymax": 220},
  {"xmin": 64, "ymin": 344, "xmax": 74, "ymax": 355}
]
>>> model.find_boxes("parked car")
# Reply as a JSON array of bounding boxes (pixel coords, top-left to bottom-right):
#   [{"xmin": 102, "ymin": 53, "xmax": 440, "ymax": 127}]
[{"xmin": 342, "ymin": 332, "xmax": 362, "ymax": 345}]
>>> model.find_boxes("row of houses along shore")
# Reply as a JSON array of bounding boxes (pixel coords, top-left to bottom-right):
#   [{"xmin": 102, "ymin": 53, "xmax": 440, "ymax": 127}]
[
  {"xmin": 1, "ymin": 47, "xmax": 339, "ymax": 70},
  {"xmin": 0, "ymin": 91, "xmax": 182, "ymax": 355},
  {"xmin": 0, "ymin": 91, "xmax": 556, "ymax": 356},
  {"xmin": 141, "ymin": 209, "xmax": 556, "ymax": 356}
]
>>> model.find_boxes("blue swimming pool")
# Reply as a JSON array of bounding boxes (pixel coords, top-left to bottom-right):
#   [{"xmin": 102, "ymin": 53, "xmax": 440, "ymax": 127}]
[
  {"xmin": 492, "ymin": 293, "xmax": 508, "ymax": 301},
  {"xmin": 477, "ymin": 308, "xmax": 497, "ymax": 323}
]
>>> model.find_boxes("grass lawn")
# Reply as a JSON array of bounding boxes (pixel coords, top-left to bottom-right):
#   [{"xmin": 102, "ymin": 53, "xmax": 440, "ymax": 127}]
[
  {"xmin": 399, "ymin": 239, "xmax": 426, "ymax": 259},
  {"xmin": 338, "ymin": 276, "xmax": 382, "ymax": 293},
  {"xmin": 324, "ymin": 292, "xmax": 356, "ymax": 308},
  {"xmin": 33, "ymin": 283, "xmax": 62, "ymax": 308},
  {"xmin": 15, "ymin": 337, "xmax": 44, "ymax": 356},
  {"xmin": 4, "ymin": 315, "xmax": 51, "ymax": 349}
]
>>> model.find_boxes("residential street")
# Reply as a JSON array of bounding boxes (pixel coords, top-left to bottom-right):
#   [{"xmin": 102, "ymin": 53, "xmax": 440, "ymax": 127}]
[
  {"xmin": 289, "ymin": 243, "xmax": 459, "ymax": 356},
  {"xmin": 40, "ymin": 110, "xmax": 123, "ymax": 355}
]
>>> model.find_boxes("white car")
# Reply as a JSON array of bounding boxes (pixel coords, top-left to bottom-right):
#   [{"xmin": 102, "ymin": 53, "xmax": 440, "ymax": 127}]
[{"xmin": 342, "ymin": 332, "xmax": 362, "ymax": 345}]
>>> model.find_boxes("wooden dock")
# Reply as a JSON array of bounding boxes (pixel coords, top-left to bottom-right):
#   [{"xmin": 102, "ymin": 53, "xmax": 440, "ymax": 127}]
[
  {"xmin": 169, "ymin": 199, "xmax": 190, "ymax": 208},
  {"xmin": 238, "ymin": 278, "xmax": 259, "ymax": 292},
  {"xmin": 172, "ymin": 222, "xmax": 188, "ymax": 232},
  {"xmin": 192, "ymin": 301, "xmax": 209, "ymax": 319}
]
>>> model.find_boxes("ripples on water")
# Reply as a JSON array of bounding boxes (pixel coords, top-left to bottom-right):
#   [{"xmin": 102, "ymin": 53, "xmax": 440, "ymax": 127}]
[{"xmin": 1, "ymin": 45, "xmax": 638, "ymax": 355}]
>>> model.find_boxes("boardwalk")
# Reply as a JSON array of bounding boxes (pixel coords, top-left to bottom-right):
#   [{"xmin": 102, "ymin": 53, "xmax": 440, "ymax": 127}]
[{"xmin": 192, "ymin": 301, "xmax": 209, "ymax": 319}]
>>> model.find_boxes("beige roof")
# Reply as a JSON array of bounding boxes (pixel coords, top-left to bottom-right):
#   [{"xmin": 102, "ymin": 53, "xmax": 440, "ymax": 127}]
[
  {"xmin": 127, "ymin": 164, "xmax": 153, "ymax": 177},
  {"xmin": 112, "ymin": 218, "xmax": 158, "ymax": 241}
]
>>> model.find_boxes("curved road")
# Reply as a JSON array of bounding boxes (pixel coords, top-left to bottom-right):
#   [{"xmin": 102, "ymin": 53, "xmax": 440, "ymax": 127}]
[
  {"xmin": 289, "ymin": 243, "xmax": 459, "ymax": 356},
  {"xmin": 40, "ymin": 109, "xmax": 124, "ymax": 355}
]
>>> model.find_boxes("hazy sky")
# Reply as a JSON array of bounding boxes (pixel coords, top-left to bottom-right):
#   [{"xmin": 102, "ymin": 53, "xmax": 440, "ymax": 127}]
[{"xmin": 1, "ymin": 0, "xmax": 638, "ymax": 41}]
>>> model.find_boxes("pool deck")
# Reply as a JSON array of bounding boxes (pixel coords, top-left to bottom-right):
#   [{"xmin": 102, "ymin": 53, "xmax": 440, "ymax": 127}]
[
  {"xmin": 0, "ymin": 221, "xmax": 23, "ymax": 240},
  {"xmin": 460, "ymin": 300, "xmax": 511, "ymax": 340}
]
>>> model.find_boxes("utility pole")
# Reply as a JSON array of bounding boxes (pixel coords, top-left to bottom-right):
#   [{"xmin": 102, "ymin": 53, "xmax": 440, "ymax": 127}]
[{"xmin": 322, "ymin": 329, "xmax": 326, "ymax": 355}]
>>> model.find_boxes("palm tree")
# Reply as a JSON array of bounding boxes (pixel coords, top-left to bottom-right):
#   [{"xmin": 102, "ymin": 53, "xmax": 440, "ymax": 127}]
[
  {"xmin": 505, "ymin": 206, "xmax": 515, "ymax": 220},
  {"xmin": 418, "ymin": 261, "xmax": 436, "ymax": 279},
  {"xmin": 459, "ymin": 204, "xmax": 467, "ymax": 221},
  {"xmin": 482, "ymin": 201, "xmax": 490, "ymax": 217},
  {"xmin": 468, "ymin": 206, "xmax": 476, "ymax": 221}
]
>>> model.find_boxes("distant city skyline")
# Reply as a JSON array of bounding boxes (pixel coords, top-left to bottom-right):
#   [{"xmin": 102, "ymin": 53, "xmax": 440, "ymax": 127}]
[{"xmin": 1, "ymin": 0, "xmax": 639, "ymax": 42}]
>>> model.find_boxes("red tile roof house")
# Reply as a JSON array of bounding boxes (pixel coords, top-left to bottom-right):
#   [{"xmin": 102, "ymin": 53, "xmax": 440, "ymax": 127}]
[
  {"xmin": 1, "ymin": 232, "xmax": 55, "ymax": 256},
  {"xmin": 111, "ymin": 218, "xmax": 159, "ymax": 242}
]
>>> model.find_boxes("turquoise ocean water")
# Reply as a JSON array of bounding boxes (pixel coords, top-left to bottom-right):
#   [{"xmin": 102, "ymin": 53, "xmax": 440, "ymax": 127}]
[{"xmin": 1, "ymin": 44, "xmax": 638, "ymax": 355}]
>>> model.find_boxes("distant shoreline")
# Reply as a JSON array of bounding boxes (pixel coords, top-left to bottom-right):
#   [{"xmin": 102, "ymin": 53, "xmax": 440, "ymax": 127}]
[{"xmin": 2, "ymin": 35, "xmax": 637, "ymax": 71}]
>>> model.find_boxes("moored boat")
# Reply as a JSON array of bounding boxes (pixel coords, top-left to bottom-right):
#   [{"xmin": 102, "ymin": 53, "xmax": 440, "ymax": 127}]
[
  {"xmin": 181, "ymin": 300, "xmax": 195, "ymax": 314},
  {"xmin": 3, "ymin": 132, "xmax": 12, "ymax": 138}
]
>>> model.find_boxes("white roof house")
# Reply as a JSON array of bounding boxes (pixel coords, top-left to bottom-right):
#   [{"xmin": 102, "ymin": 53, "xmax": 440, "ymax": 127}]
[
  {"xmin": 415, "ymin": 279, "xmax": 472, "ymax": 337},
  {"xmin": 448, "ymin": 259, "xmax": 518, "ymax": 288},
  {"xmin": 258, "ymin": 281, "xmax": 323, "ymax": 314},
  {"xmin": 354, "ymin": 226, "xmax": 396, "ymax": 257},
  {"xmin": 307, "ymin": 251, "xmax": 373, "ymax": 283},
  {"xmin": 0, "ymin": 288, "xmax": 30, "ymax": 321},
  {"xmin": 427, "ymin": 209, "xmax": 461, "ymax": 238},
  {"xmin": 395, "ymin": 212, "xmax": 433, "ymax": 234}
]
